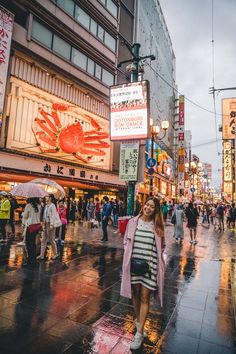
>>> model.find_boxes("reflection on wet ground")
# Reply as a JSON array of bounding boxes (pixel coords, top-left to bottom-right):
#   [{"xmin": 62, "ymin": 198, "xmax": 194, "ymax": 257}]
[{"xmin": 0, "ymin": 223, "xmax": 236, "ymax": 353}]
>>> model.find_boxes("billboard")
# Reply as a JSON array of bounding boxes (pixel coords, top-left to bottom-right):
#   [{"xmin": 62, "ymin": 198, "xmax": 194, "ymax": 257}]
[
  {"xmin": 110, "ymin": 81, "xmax": 149, "ymax": 141},
  {"xmin": 222, "ymin": 98, "xmax": 236, "ymax": 140},
  {"xmin": 0, "ymin": 6, "xmax": 14, "ymax": 124},
  {"xmin": 119, "ymin": 141, "xmax": 139, "ymax": 181},
  {"xmin": 7, "ymin": 78, "xmax": 111, "ymax": 169}
]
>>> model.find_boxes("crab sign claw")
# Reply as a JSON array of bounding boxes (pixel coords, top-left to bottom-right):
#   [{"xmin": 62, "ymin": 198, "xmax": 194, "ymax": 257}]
[{"xmin": 52, "ymin": 103, "xmax": 75, "ymax": 112}]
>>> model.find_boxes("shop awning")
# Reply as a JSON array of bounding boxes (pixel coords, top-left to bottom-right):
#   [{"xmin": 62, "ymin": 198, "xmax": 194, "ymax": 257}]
[{"xmin": 0, "ymin": 171, "xmax": 124, "ymax": 191}]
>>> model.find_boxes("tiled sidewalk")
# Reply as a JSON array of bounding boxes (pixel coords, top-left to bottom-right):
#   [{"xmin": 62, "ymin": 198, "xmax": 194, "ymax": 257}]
[{"xmin": 0, "ymin": 222, "xmax": 235, "ymax": 353}]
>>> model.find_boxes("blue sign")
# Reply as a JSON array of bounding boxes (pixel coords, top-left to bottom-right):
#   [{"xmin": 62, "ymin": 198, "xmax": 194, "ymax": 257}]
[
  {"xmin": 148, "ymin": 167, "xmax": 155, "ymax": 175},
  {"xmin": 190, "ymin": 187, "xmax": 196, "ymax": 193},
  {"xmin": 147, "ymin": 157, "xmax": 157, "ymax": 168}
]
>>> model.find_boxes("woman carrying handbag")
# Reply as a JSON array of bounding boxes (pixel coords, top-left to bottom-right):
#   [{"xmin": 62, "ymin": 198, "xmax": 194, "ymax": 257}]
[
  {"xmin": 120, "ymin": 197, "xmax": 166, "ymax": 350},
  {"xmin": 37, "ymin": 194, "xmax": 61, "ymax": 260},
  {"xmin": 22, "ymin": 198, "xmax": 42, "ymax": 268}
]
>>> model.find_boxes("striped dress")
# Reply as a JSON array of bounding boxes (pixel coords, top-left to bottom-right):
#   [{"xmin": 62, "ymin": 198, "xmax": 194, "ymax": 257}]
[{"xmin": 131, "ymin": 218, "xmax": 158, "ymax": 291}]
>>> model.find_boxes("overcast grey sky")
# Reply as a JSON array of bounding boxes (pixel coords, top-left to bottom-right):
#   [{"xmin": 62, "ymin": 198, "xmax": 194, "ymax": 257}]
[{"xmin": 159, "ymin": 0, "xmax": 236, "ymax": 187}]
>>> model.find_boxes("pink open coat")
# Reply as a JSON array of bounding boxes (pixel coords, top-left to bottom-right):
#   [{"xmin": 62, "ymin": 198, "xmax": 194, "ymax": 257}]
[{"xmin": 120, "ymin": 215, "xmax": 165, "ymax": 307}]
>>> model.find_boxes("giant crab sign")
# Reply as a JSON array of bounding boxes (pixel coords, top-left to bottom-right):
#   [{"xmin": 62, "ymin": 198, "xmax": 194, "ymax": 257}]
[{"xmin": 32, "ymin": 103, "xmax": 110, "ymax": 164}]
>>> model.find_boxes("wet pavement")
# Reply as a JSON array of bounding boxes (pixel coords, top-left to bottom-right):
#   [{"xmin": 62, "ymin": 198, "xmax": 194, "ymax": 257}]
[{"xmin": 0, "ymin": 221, "xmax": 236, "ymax": 353}]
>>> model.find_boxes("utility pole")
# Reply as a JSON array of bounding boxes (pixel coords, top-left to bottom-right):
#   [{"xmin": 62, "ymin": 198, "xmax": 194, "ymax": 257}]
[{"xmin": 118, "ymin": 43, "xmax": 155, "ymax": 216}]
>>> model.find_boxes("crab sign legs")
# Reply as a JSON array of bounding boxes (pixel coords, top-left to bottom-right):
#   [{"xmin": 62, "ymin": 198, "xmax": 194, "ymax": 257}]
[{"xmin": 32, "ymin": 103, "xmax": 110, "ymax": 163}]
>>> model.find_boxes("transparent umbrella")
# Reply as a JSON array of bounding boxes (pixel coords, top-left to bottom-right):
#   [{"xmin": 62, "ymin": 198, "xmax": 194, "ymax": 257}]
[
  {"xmin": 30, "ymin": 178, "xmax": 65, "ymax": 199},
  {"xmin": 11, "ymin": 182, "xmax": 48, "ymax": 198}
]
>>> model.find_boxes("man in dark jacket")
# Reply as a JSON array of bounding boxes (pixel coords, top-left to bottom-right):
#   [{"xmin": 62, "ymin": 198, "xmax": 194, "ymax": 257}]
[{"xmin": 101, "ymin": 196, "xmax": 111, "ymax": 242}]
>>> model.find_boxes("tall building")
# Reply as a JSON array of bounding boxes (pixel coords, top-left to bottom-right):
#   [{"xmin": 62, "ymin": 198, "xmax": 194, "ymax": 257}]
[
  {"xmin": 0, "ymin": 0, "xmax": 126, "ymax": 199},
  {"xmin": 135, "ymin": 0, "xmax": 176, "ymax": 200},
  {"xmin": 0, "ymin": 0, "xmax": 177, "ymax": 201}
]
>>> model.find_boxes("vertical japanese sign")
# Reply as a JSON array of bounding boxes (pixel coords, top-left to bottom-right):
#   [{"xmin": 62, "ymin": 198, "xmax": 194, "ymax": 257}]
[
  {"xmin": 178, "ymin": 95, "xmax": 185, "ymax": 145},
  {"xmin": 222, "ymin": 98, "xmax": 236, "ymax": 140},
  {"xmin": 0, "ymin": 6, "xmax": 14, "ymax": 127},
  {"xmin": 179, "ymin": 95, "xmax": 185, "ymax": 126},
  {"xmin": 223, "ymin": 141, "xmax": 232, "ymax": 182},
  {"xmin": 119, "ymin": 141, "xmax": 139, "ymax": 181}
]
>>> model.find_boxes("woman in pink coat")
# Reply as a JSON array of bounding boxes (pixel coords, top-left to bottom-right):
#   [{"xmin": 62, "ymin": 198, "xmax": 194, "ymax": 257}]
[{"xmin": 120, "ymin": 197, "xmax": 165, "ymax": 350}]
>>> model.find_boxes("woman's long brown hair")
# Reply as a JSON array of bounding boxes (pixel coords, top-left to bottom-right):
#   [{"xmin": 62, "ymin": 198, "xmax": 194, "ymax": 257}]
[{"xmin": 139, "ymin": 197, "xmax": 164, "ymax": 235}]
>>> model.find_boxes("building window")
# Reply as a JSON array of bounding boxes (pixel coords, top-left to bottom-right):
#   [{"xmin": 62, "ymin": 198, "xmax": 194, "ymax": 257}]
[
  {"xmin": 32, "ymin": 20, "xmax": 53, "ymax": 48},
  {"xmin": 75, "ymin": 5, "xmax": 90, "ymax": 30},
  {"xmin": 95, "ymin": 64, "xmax": 102, "ymax": 80},
  {"xmin": 97, "ymin": 25, "xmax": 105, "ymax": 41},
  {"xmin": 53, "ymin": 35, "xmax": 71, "ymax": 60},
  {"xmin": 90, "ymin": 18, "xmax": 97, "ymax": 36},
  {"xmin": 71, "ymin": 48, "xmax": 87, "ymax": 71},
  {"xmin": 87, "ymin": 58, "xmax": 95, "ymax": 76},
  {"xmin": 56, "ymin": 0, "xmax": 116, "ymax": 52},
  {"xmin": 57, "ymin": 0, "xmax": 75, "ymax": 17},
  {"xmin": 106, "ymin": 0, "xmax": 118, "ymax": 17},
  {"xmin": 104, "ymin": 31, "xmax": 116, "ymax": 51},
  {"xmin": 100, "ymin": 0, "xmax": 118, "ymax": 18},
  {"xmin": 102, "ymin": 69, "xmax": 114, "ymax": 86},
  {"xmin": 31, "ymin": 19, "xmax": 115, "ymax": 86}
]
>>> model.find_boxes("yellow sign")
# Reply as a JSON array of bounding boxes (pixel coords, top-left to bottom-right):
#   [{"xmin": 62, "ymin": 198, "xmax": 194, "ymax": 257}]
[
  {"xmin": 223, "ymin": 141, "xmax": 232, "ymax": 182},
  {"xmin": 224, "ymin": 182, "xmax": 233, "ymax": 195},
  {"xmin": 222, "ymin": 98, "xmax": 236, "ymax": 140}
]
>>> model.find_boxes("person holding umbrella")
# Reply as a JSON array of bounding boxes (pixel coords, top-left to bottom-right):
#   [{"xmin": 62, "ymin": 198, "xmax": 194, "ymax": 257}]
[
  {"xmin": 22, "ymin": 198, "xmax": 42, "ymax": 268},
  {"xmin": 37, "ymin": 194, "xmax": 61, "ymax": 260}
]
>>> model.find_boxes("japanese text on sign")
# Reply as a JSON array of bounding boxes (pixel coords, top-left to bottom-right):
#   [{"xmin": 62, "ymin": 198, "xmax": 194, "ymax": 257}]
[
  {"xmin": 222, "ymin": 98, "xmax": 236, "ymax": 140},
  {"xmin": 223, "ymin": 141, "xmax": 232, "ymax": 182},
  {"xmin": 0, "ymin": 6, "xmax": 13, "ymax": 118},
  {"xmin": 119, "ymin": 141, "xmax": 139, "ymax": 181}
]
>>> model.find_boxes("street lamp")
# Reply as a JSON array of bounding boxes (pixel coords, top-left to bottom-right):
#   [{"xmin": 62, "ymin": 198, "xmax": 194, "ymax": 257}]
[
  {"xmin": 185, "ymin": 161, "xmax": 203, "ymax": 200},
  {"xmin": 149, "ymin": 119, "xmax": 169, "ymax": 196}
]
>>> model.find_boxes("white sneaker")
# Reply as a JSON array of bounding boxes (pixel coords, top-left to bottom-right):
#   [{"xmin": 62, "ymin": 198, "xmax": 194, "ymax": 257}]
[
  {"xmin": 130, "ymin": 332, "xmax": 144, "ymax": 350},
  {"xmin": 135, "ymin": 321, "xmax": 147, "ymax": 337},
  {"xmin": 193, "ymin": 240, "xmax": 198, "ymax": 245},
  {"xmin": 190, "ymin": 240, "xmax": 194, "ymax": 244}
]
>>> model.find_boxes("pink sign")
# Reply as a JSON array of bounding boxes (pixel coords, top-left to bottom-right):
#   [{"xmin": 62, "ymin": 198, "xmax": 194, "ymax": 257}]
[{"xmin": 0, "ymin": 6, "xmax": 13, "ymax": 118}]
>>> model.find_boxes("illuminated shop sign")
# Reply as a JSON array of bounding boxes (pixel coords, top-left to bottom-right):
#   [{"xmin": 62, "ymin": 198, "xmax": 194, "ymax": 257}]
[
  {"xmin": 179, "ymin": 95, "xmax": 185, "ymax": 126},
  {"xmin": 146, "ymin": 140, "xmax": 174, "ymax": 180},
  {"xmin": 224, "ymin": 182, "xmax": 232, "ymax": 195},
  {"xmin": 222, "ymin": 98, "xmax": 236, "ymax": 140},
  {"xmin": 110, "ymin": 81, "xmax": 149, "ymax": 141},
  {"xmin": 7, "ymin": 78, "xmax": 111, "ymax": 170},
  {"xmin": 0, "ymin": 6, "xmax": 14, "ymax": 122},
  {"xmin": 223, "ymin": 141, "xmax": 232, "ymax": 182}
]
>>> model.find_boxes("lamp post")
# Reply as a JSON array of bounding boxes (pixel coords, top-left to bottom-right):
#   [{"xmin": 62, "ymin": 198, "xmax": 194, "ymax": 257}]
[
  {"xmin": 185, "ymin": 161, "xmax": 204, "ymax": 201},
  {"xmin": 149, "ymin": 119, "xmax": 169, "ymax": 196}
]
